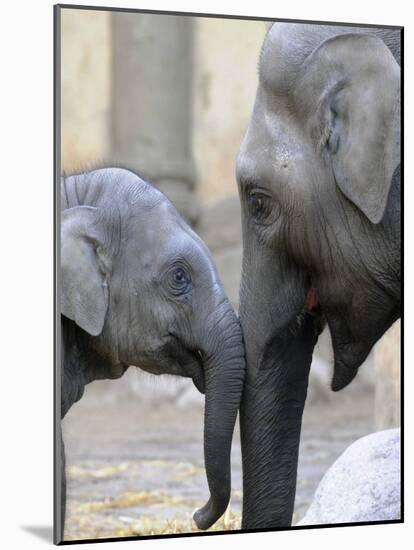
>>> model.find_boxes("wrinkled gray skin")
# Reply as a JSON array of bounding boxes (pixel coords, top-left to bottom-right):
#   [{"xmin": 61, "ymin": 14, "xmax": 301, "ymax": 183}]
[
  {"xmin": 237, "ymin": 24, "xmax": 400, "ymax": 529},
  {"xmin": 59, "ymin": 168, "xmax": 245, "ymax": 535}
]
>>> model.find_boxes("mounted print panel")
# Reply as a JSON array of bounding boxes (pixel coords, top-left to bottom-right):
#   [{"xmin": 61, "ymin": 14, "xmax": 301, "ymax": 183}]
[{"xmin": 54, "ymin": 5, "xmax": 402, "ymax": 544}]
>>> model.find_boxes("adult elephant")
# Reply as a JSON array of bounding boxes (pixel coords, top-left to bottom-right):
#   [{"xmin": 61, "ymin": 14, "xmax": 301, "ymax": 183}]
[
  {"xmin": 58, "ymin": 167, "xmax": 245, "ymax": 537},
  {"xmin": 236, "ymin": 23, "xmax": 401, "ymax": 529}
]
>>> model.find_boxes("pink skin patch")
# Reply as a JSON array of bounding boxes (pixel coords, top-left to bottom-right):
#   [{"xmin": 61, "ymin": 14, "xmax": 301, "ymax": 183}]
[{"xmin": 304, "ymin": 287, "xmax": 319, "ymax": 313}]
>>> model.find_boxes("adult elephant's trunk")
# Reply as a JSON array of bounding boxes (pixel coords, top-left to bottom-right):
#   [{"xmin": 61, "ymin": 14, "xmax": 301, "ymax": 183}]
[
  {"xmin": 193, "ymin": 301, "xmax": 245, "ymax": 530},
  {"xmin": 240, "ymin": 315, "xmax": 317, "ymax": 528}
]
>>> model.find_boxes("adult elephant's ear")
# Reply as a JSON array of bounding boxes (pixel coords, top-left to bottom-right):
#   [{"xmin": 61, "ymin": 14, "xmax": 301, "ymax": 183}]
[
  {"xmin": 61, "ymin": 206, "xmax": 109, "ymax": 336},
  {"xmin": 299, "ymin": 33, "xmax": 400, "ymax": 224}
]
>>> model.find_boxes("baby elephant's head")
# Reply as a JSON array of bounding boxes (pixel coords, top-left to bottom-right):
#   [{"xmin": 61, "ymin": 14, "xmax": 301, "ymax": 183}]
[{"xmin": 61, "ymin": 167, "xmax": 245, "ymax": 529}]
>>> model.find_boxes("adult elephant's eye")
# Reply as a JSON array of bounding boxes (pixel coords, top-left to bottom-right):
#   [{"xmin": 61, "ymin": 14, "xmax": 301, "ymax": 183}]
[{"xmin": 248, "ymin": 192, "xmax": 273, "ymax": 224}]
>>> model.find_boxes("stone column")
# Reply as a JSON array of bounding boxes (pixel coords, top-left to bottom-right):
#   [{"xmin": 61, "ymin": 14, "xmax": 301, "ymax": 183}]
[
  {"xmin": 110, "ymin": 12, "xmax": 198, "ymax": 224},
  {"xmin": 374, "ymin": 320, "xmax": 401, "ymax": 430}
]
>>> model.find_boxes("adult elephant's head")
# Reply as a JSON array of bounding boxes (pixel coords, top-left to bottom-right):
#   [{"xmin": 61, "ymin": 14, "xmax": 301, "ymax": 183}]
[
  {"xmin": 236, "ymin": 24, "xmax": 401, "ymax": 529},
  {"xmin": 61, "ymin": 168, "xmax": 245, "ymax": 530}
]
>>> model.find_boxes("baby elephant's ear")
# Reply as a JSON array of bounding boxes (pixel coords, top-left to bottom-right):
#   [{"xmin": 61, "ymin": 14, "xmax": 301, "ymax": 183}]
[{"xmin": 61, "ymin": 206, "xmax": 109, "ymax": 336}]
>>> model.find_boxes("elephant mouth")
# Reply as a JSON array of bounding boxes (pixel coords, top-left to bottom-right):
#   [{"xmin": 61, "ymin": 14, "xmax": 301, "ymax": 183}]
[
  {"xmin": 167, "ymin": 334, "xmax": 205, "ymax": 394},
  {"xmin": 304, "ymin": 286, "xmax": 319, "ymax": 314},
  {"xmin": 191, "ymin": 350, "xmax": 205, "ymax": 394},
  {"xmin": 301, "ymin": 285, "xmax": 325, "ymax": 332},
  {"xmin": 301, "ymin": 286, "xmax": 367, "ymax": 391}
]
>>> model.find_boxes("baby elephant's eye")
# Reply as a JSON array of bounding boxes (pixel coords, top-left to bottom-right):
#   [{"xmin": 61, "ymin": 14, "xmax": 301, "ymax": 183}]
[
  {"xmin": 168, "ymin": 266, "xmax": 191, "ymax": 296},
  {"xmin": 174, "ymin": 268, "xmax": 187, "ymax": 284}
]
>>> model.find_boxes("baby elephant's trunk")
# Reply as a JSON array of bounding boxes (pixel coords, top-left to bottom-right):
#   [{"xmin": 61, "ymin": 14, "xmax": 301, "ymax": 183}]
[{"xmin": 193, "ymin": 302, "xmax": 245, "ymax": 530}]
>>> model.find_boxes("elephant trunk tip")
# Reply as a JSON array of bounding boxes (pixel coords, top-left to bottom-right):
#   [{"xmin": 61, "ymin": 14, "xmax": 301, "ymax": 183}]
[{"xmin": 193, "ymin": 495, "xmax": 229, "ymax": 530}]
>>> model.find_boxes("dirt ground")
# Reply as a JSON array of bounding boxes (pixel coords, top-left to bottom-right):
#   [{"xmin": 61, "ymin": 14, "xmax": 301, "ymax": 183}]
[{"xmin": 62, "ymin": 384, "xmax": 374, "ymax": 541}]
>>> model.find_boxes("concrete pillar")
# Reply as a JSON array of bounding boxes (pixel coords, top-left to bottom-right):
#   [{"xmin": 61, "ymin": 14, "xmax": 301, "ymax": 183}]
[
  {"xmin": 111, "ymin": 12, "xmax": 198, "ymax": 224},
  {"xmin": 374, "ymin": 320, "xmax": 401, "ymax": 430}
]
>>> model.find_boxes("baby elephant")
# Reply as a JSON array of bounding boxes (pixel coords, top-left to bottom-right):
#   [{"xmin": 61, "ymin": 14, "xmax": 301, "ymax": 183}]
[{"xmin": 59, "ymin": 167, "xmax": 245, "ymax": 537}]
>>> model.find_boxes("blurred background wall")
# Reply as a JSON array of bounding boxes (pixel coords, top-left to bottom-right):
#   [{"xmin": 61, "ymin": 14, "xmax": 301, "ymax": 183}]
[
  {"xmin": 60, "ymin": 8, "xmax": 400, "ymax": 429},
  {"xmin": 61, "ymin": 10, "xmax": 111, "ymax": 170}
]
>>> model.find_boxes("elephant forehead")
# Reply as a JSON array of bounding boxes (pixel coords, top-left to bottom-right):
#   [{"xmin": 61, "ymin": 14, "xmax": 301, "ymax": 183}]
[
  {"xmin": 238, "ymin": 107, "xmax": 304, "ymax": 180},
  {"xmin": 127, "ymin": 200, "xmax": 178, "ymax": 246},
  {"xmin": 260, "ymin": 23, "xmax": 340, "ymax": 96},
  {"xmin": 260, "ymin": 24, "xmax": 311, "ymax": 95},
  {"xmin": 126, "ymin": 206, "xmax": 217, "ymax": 280}
]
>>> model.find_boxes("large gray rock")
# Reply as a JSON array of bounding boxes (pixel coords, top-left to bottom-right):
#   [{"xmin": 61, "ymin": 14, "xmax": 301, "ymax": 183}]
[{"xmin": 298, "ymin": 429, "xmax": 401, "ymax": 525}]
